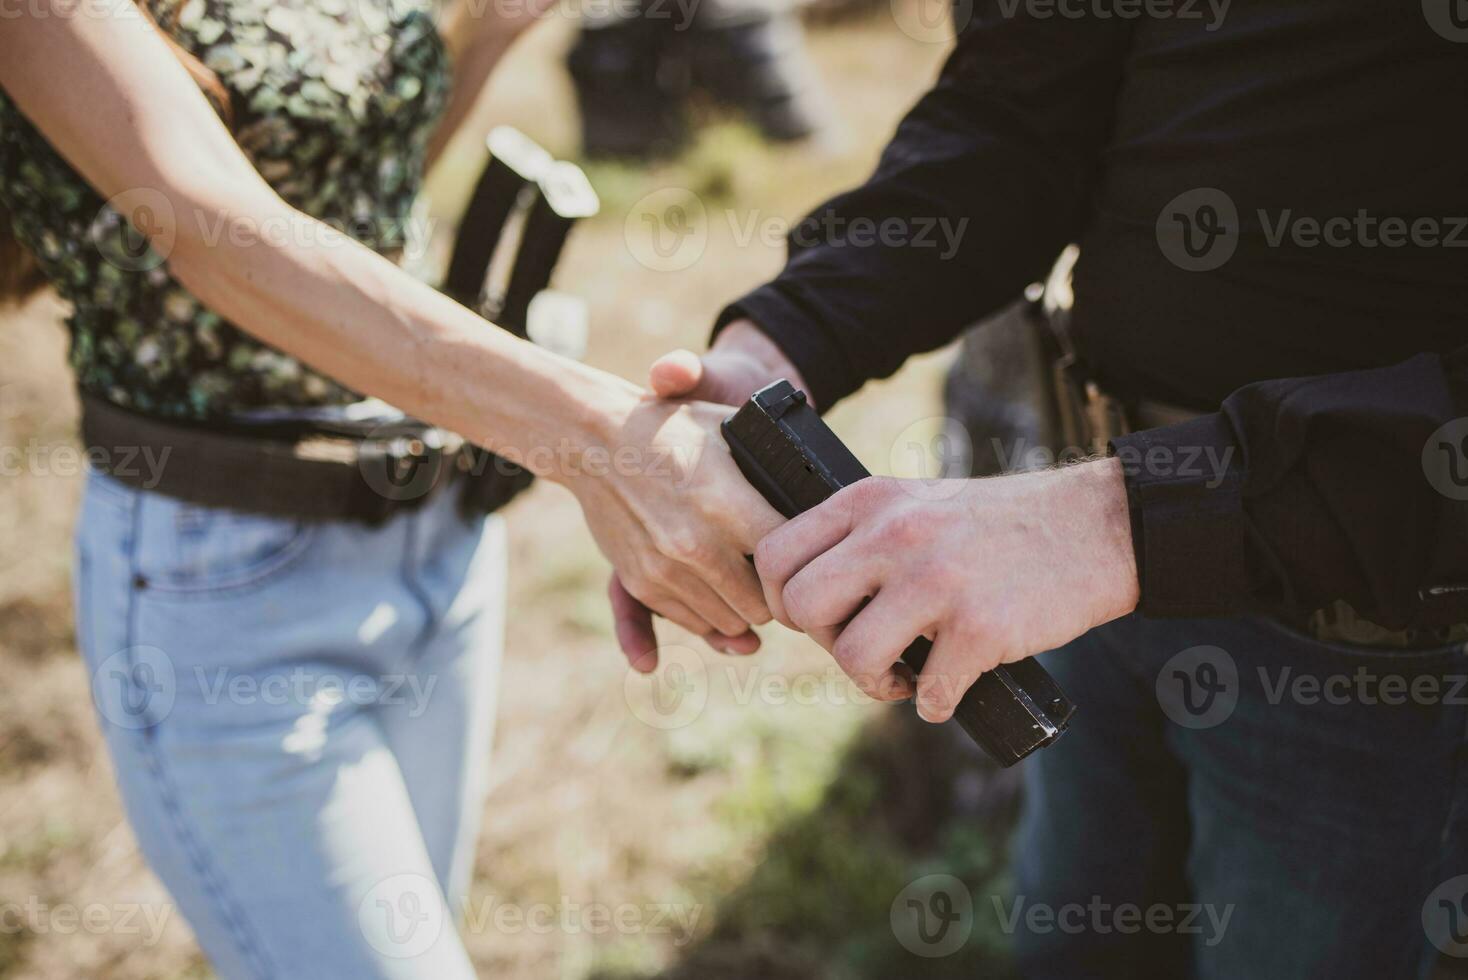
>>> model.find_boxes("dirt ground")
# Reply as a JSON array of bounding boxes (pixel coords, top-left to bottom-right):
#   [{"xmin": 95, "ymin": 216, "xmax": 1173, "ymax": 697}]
[{"xmin": 0, "ymin": 7, "xmax": 1021, "ymax": 977}]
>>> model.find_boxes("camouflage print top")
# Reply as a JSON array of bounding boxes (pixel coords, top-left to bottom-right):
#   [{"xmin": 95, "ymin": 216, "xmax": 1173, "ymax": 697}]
[{"xmin": 0, "ymin": 0, "xmax": 449, "ymax": 419}]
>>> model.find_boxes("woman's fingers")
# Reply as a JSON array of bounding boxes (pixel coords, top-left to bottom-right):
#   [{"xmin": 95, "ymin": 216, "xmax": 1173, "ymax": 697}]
[
  {"xmin": 611, "ymin": 575, "xmax": 761, "ymax": 667},
  {"xmin": 668, "ymin": 567, "xmax": 755, "ymax": 640},
  {"xmin": 640, "ymin": 594, "xmax": 719, "ymax": 643},
  {"xmin": 709, "ymin": 628, "xmax": 761, "ymax": 656},
  {"xmin": 608, "ymin": 575, "xmax": 659, "ymax": 672},
  {"xmin": 620, "ymin": 563, "xmax": 743, "ymax": 646},
  {"xmin": 703, "ymin": 548, "xmax": 773, "ymax": 627}
]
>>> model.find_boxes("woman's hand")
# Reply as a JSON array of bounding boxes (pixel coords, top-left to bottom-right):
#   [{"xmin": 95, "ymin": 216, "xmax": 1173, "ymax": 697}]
[
  {"xmin": 603, "ymin": 319, "xmax": 811, "ymax": 668},
  {"xmin": 564, "ymin": 391, "xmax": 785, "ymax": 671}
]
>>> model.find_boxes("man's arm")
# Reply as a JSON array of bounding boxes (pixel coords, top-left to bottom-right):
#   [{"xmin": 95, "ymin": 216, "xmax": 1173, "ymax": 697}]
[
  {"xmin": 714, "ymin": 6, "xmax": 1134, "ymax": 409},
  {"xmin": 754, "ymin": 346, "xmax": 1468, "ymax": 724},
  {"xmin": 1114, "ymin": 346, "xmax": 1468, "ymax": 630},
  {"xmin": 754, "ymin": 458, "xmax": 1137, "ymax": 723}
]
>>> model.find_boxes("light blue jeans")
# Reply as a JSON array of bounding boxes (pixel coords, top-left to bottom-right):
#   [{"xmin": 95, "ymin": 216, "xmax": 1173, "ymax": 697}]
[{"xmin": 73, "ymin": 469, "xmax": 506, "ymax": 979}]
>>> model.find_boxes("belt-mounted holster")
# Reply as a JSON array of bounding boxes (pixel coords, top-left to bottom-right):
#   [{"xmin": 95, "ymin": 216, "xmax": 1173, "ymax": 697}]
[{"xmin": 441, "ymin": 127, "xmax": 600, "ymax": 519}]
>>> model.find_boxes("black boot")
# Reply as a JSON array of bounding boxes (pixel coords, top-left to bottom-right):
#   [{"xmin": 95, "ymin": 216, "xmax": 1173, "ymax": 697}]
[
  {"xmin": 683, "ymin": 7, "xmax": 826, "ymax": 143},
  {"xmin": 567, "ymin": 13, "xmax": 690, "ymax": 159}
]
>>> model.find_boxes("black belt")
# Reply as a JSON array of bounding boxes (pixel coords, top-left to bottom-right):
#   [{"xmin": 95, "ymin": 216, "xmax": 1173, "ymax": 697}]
[
  {"xmin": 1033, "ymin": 297, "xmax": 1466, "ymax": 651},
  {"xmin": 79, "ymin": 393, "xmax": 528, "ymax": 525}
]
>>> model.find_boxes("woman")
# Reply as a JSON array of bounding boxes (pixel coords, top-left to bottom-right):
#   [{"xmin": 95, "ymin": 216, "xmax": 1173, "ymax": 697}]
[{"xmin": 0, "ymin": 1, "xmax": 781, "ymax": 975}]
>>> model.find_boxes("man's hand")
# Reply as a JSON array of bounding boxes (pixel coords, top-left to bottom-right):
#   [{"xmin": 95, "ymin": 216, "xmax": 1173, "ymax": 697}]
[
  {"xmin": 611, "ymin": 319, "xmax": 809, "ymax": 668},
  {"xmin": 752, "ymin": 458, "xmax": 1141, "ymax": 722},
  {"xmin": 647, "ymin": 318, "xmax": 812, "ymax": 406}
]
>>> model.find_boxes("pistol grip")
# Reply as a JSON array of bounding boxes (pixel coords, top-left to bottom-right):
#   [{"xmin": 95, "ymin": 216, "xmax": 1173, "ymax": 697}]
[{"xmin": 722, "ymin": 380, "xmax": 1076, "ymax": 767}]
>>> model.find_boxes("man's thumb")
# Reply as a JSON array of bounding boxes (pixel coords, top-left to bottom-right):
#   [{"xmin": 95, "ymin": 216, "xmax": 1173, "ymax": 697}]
[{"xmin": 649, "ymin": 349, "xmax": 705, "ymax": 399}]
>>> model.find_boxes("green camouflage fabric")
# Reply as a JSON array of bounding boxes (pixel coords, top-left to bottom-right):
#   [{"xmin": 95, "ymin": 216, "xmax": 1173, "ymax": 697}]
[{"xmin": 0, "ymin": 0, "xmax": 449, "ymax": 419}]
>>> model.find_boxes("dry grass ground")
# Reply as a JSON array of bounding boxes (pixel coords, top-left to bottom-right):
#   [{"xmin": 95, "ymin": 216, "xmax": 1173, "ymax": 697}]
[{"xmin": 0, "ymin": 7, "xmax": 1020, "ymax": 977}]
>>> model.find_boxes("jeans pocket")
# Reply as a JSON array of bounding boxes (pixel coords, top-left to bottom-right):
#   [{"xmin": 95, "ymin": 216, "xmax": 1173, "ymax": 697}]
[
  {"xmin": 1249, "ymin": 613, "xmax": 1468, "ymax": 665},
  {"xmin": 135, "ymin": 495, "xmax": 319, "ymax": 600}
]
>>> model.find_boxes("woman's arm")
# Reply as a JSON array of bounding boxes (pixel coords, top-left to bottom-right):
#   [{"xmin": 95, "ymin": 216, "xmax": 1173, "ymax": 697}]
[{"xmin": 0, "ymin": 1, "xmax": 778, "ymax": 647}]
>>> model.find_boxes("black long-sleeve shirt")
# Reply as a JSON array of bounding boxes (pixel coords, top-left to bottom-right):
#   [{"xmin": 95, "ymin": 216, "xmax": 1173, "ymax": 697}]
[{"xmin": 717, "ymin": 0, "xmax": 1468, "ymax": 629}]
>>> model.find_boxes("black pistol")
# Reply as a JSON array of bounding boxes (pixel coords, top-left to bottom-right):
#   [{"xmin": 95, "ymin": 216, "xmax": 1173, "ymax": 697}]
[{"xmin": 722, "ymin": 380, "xmax": 1076, "ymax": 767}]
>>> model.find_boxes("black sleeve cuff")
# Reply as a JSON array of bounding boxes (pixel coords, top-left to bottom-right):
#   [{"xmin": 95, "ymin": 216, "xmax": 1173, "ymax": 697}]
[
  {"xmin": 1109, "ymin": 413, "xmax": 1252, "ymax": 619},
  {"xmin": 712, "ymin": 284, "xmax": 865, "ymax": 412}
]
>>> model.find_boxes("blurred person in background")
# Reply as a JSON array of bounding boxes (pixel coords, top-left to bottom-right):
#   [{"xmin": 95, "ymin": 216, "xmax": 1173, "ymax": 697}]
[
  {"xmin": 637, "ymin": 2, "xmax": 1468, "ymax": 977},
  {"xmin": 0, "ymin": 1, "xmax": 782, "ymax": 976},
  {"xmin": 567, "ymin": 0, "xmax": 828, "ymax": 157}
]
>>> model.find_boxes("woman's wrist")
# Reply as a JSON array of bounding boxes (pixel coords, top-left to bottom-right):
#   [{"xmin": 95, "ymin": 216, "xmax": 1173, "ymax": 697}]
[{"xmin": 508, "ymin": 360, "xmax": 644, "ymax": 488}]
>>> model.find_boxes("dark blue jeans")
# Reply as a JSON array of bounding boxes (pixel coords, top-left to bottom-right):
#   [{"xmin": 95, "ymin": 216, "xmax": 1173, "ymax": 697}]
[{"xmin": 1012, "ymin": 611, "xmax": 1468, "ymax": 980}]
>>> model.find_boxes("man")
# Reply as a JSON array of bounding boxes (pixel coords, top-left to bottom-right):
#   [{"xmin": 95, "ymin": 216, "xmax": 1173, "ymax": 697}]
[{"xmin": 621, "ymin": 2, "xmax": 1468, "ymax": 977}]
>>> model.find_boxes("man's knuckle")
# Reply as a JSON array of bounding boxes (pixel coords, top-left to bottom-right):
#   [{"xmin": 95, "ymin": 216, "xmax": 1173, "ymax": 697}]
[
  {"xmin": 844, "ymin": 479, "xmax": 882, "ymax": 511},
  {"xmin": 661, "ymin": 525, "xmax": 706, "ymax": 564},
  {"xmin": 834, "ymin": 637, "xmax": 885, "ymax": 691},
  {"xmin": 881, "ymin": 508, "xmax": 928, "ymax": 548},
  {"xmin": 836, "ymin": 633, "xmax": 892, "ymax": 685},
  {"xmin": 831, "ymin": 629, "xmax": 860, "ymax": 667},
  {"xmin": 753, "ymin": 535, "xmax": 781, "ymax": 576},
  {"xmin": 834, "ymin": 645, "xmax": 881, "ymax": 695},
  {"xmin": 781, "ymin": 578, "xmax": 813, "ymax": 627}
]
